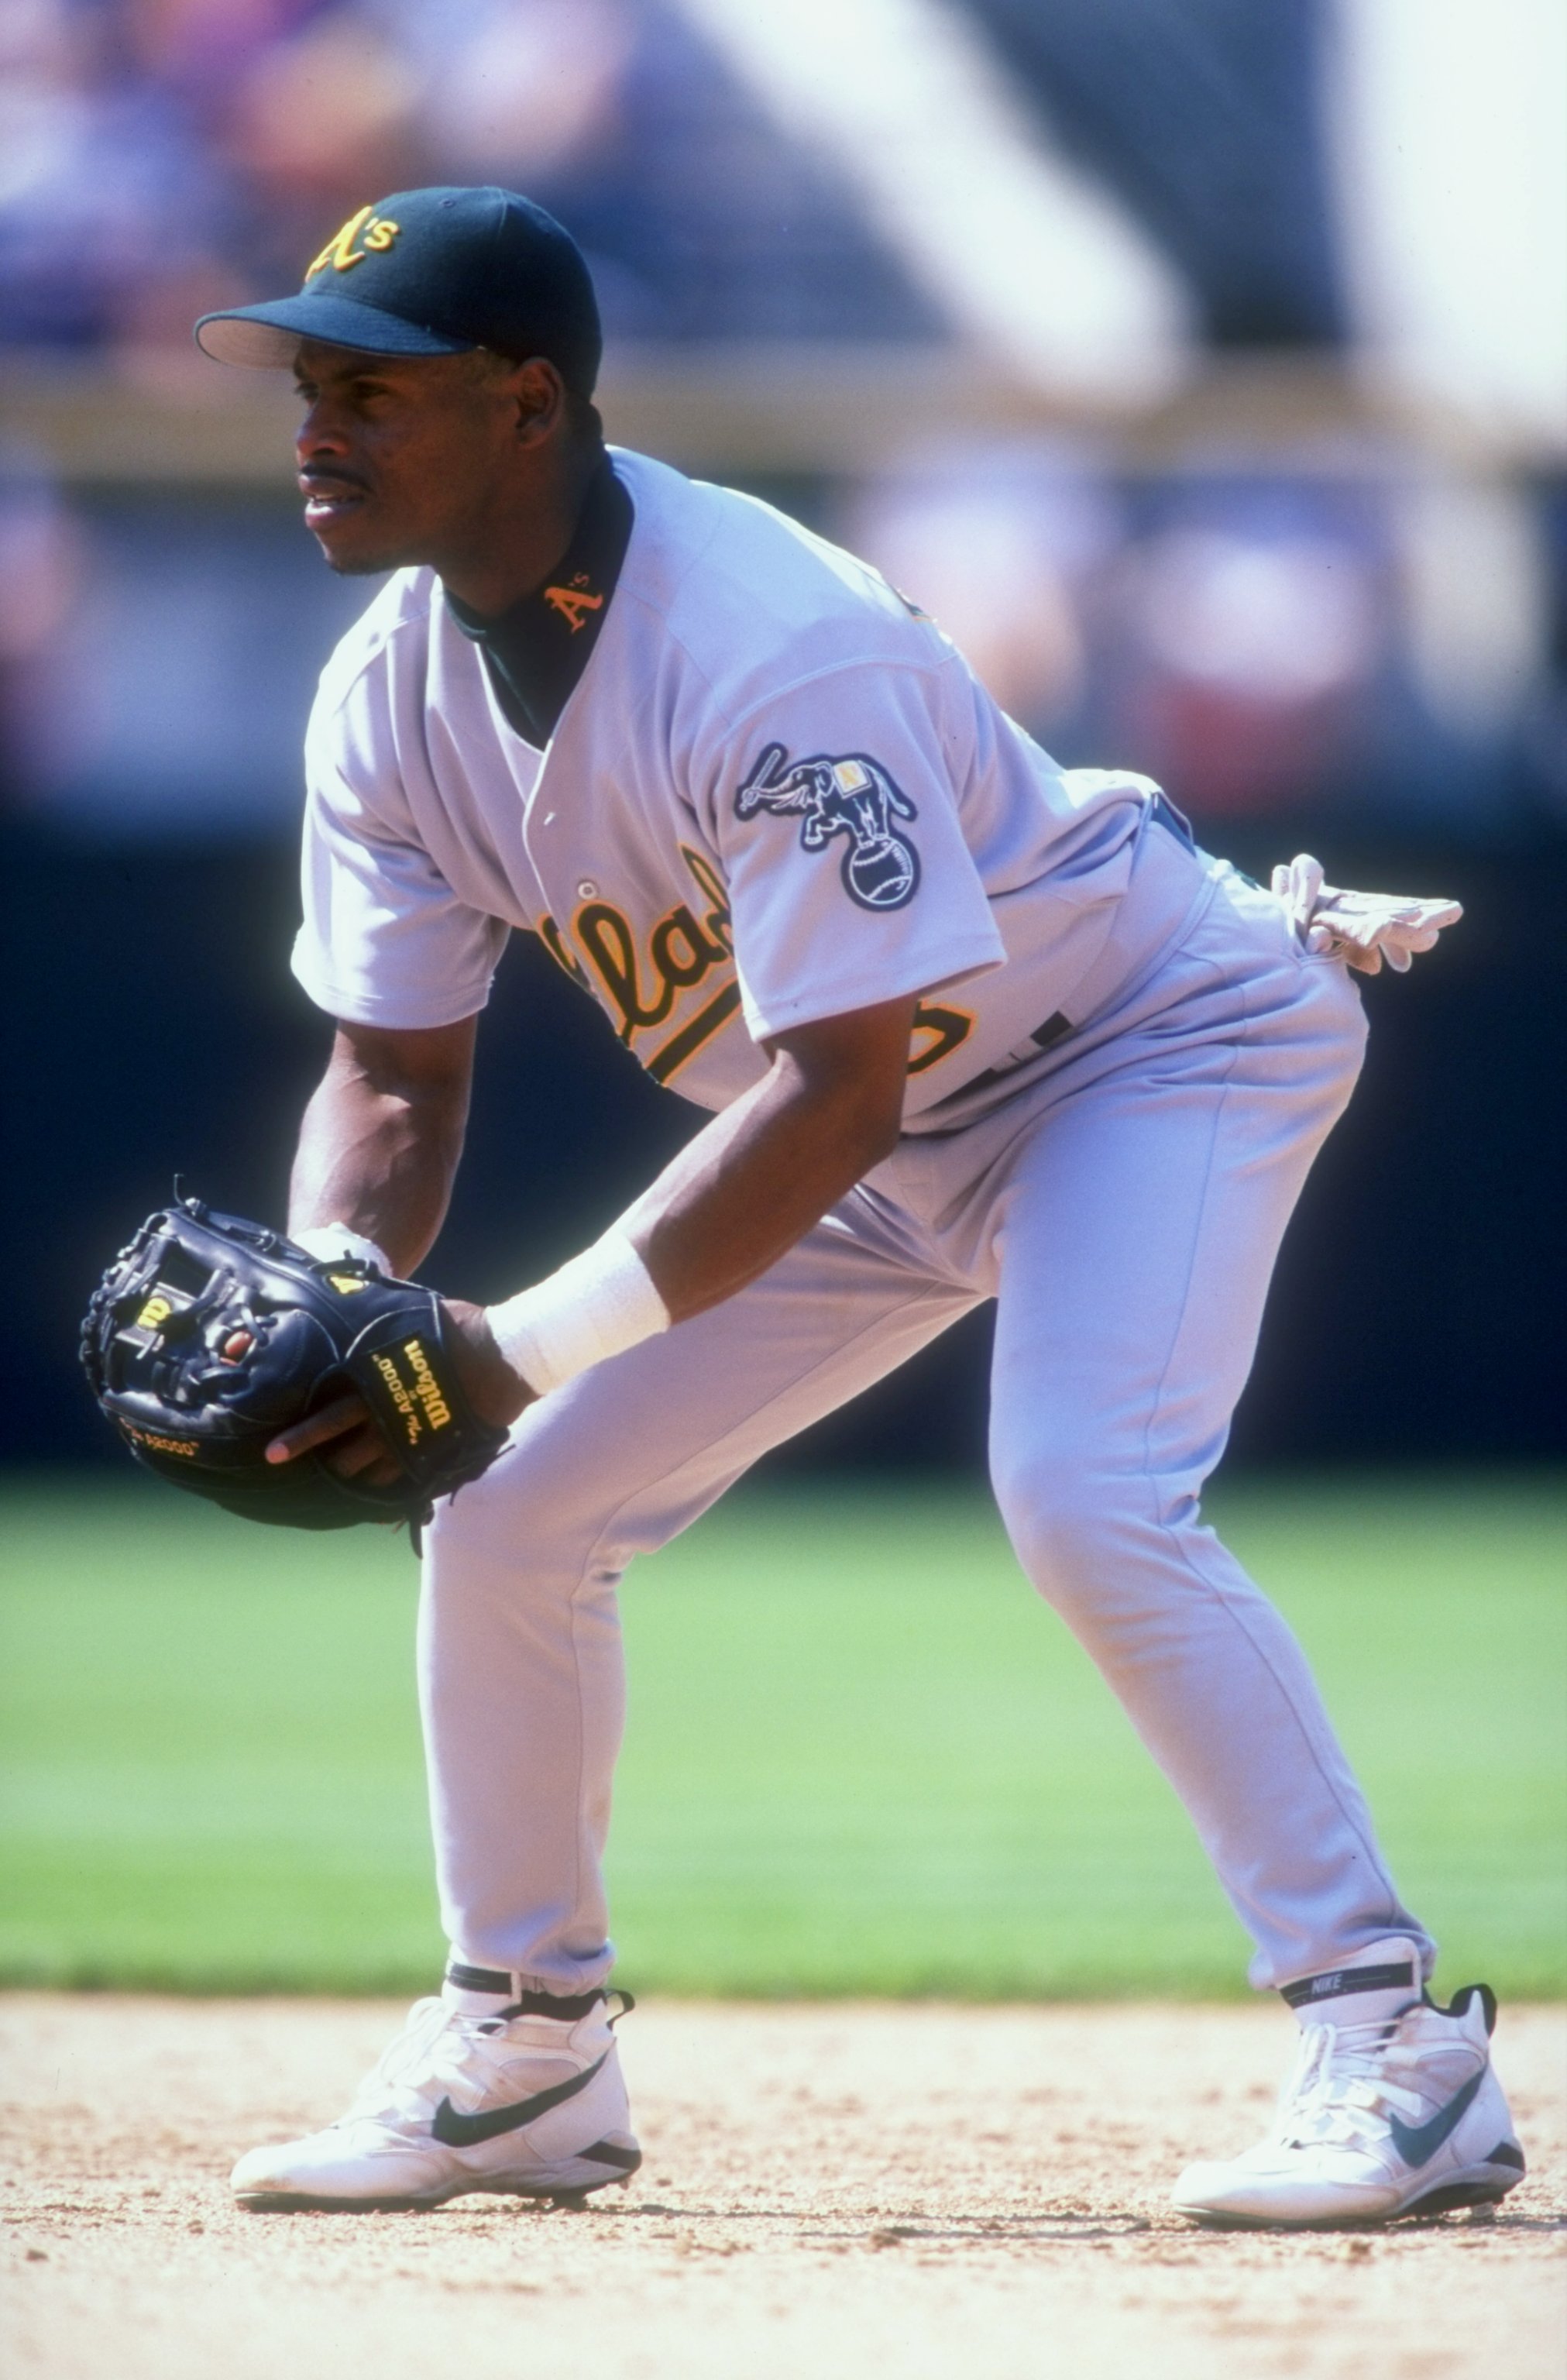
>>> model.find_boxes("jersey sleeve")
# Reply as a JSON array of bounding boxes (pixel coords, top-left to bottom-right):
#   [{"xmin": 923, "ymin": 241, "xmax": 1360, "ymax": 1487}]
[
  {"xmin": 291, "ymin": 666, "xmax": 510, "ymax": 1030},
  {"xmin": 701, "ymin": 659, "xmax": 1005, "ymax": 1040}
]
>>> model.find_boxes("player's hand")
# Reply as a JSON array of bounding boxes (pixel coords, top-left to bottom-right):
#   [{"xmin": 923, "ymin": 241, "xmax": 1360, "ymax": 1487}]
[
  {"xmin": 265, "ymin": 1391, "xmax": 402, "ymax": 1483},
  {"xmin": 437, "ymin": 1298, "xmax": 541, "ymax": 1429},
  {"xmin": 263, "ymin": 1302, "xmax": 536, "ymax": 1481},
  {"xmin": 1271, "ymin": 855, "xmax": 1462, "ymax": 976}
]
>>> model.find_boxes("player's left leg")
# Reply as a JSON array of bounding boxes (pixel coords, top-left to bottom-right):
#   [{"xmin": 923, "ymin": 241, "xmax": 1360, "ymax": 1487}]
[
  {"xmin": 981, "ymin": 927, "xmax": 1407, "ymax": 1989},
  {"xmin": 970, "ymin": 866, "xmax": 1522, "ymax": 2224}
]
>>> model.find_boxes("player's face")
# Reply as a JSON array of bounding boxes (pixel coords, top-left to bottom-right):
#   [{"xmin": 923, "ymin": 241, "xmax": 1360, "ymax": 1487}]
[{"xmin": 291, "ymin": 342, "xmax": 552, "ymax": 578}]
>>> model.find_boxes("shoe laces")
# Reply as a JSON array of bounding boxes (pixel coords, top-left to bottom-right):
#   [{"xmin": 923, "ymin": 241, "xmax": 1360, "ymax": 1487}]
[
  {"xmin": 338, "ymin": 1995, "xmax": 533, "ymax": 2131},
  {"xmin": 1275, "ymin": 2014, "xmax": 1432, "ymax": 2151}
]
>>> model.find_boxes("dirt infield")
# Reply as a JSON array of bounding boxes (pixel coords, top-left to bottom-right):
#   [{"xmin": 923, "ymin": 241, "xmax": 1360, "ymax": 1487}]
[{"xmin": 2, "ymin": 1997, "xmax": 1562, "ymax": 2379}]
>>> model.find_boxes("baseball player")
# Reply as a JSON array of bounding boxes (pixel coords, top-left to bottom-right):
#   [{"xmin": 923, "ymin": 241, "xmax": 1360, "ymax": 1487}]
[{"xmin": 192, "ymin": 187, "xmax": 1521, "ymax": 2228}]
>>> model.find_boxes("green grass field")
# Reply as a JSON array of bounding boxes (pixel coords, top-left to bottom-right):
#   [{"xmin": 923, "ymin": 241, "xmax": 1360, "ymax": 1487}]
[{"xmin": 2, "ymin": 1473, "xmax": 1562, "ymax": 1999}]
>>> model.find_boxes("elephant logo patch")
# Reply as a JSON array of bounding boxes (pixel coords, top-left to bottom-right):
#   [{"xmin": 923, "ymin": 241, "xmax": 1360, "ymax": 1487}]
[{"xmin": 735, "ymin": 743, "xmax": 920, "ymax": 911}]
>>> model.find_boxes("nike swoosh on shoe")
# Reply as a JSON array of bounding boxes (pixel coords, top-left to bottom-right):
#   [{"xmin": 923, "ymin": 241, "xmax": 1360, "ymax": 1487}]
[
  {"xmin": 1387, "ymin": 2070, "xmax": 1484, "ymax": 2168},
  {"xmin": 431, "ymin": 2052, "xmax": 608, "ymax": 2148}
]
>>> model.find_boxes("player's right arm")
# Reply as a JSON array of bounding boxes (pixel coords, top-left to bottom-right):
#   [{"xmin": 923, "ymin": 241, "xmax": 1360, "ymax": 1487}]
[
  {"xmin": 284, "ymin": 606, "xmax": 500, "ymax": 1309},
  {"xmin": 289, "ymin": 1014, "xmax": 477, "ymax": 1279},
  {"xmin": 280, "ymin": 1015, "xmax": 477, "ymax": 1485}
]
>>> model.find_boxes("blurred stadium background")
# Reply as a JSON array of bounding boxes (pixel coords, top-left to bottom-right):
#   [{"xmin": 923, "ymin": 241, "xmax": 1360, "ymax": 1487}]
[{"xmin": 2, "ymin": 0, "xmax": 1562, "ymax": 1995}]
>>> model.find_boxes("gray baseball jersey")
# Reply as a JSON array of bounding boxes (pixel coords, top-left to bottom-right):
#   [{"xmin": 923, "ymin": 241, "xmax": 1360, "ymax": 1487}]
[
  {"xmin": 293, "ymin": 447, "xmax": 1165, "ymax": 1117},
  {"xmin": 288, "ymin": 442, "xmax": 1423, "ymax": 2014}
]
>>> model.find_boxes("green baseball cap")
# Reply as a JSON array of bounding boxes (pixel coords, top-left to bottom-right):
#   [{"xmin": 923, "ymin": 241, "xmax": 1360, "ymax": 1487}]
[{"xmin": 195, "ymin": 185, "xmax": 602, "ymax": 394}]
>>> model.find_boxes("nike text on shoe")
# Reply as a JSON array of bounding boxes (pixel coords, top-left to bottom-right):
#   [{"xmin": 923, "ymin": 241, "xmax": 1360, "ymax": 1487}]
[
  {"xmin": 231, "ymin": 1985, "xmax": 641, "ymax": 2212},
  {"xmin": 1170, "ymin": 1954, "xmax": 1525, "ymax": 2230}
]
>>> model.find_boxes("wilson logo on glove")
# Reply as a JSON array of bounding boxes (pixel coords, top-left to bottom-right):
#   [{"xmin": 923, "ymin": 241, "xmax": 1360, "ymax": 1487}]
[
  {"xmin": 367, "ymin": 1338, "xmax": 454, "ymax": 1444},
  {"xmin": 405, "ymin": 1339, "xmax": 452, "ymax": 1428}
]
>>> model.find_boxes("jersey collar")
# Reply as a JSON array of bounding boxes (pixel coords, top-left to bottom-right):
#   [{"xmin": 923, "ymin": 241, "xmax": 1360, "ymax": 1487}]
[{"xmin": 445, "ymin": 456, "xmax": 634, "ymax": 749}]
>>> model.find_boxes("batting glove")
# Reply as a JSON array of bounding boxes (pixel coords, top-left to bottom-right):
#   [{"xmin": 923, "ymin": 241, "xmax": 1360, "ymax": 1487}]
[{"xmin": 1270, "ymin": 854, "xmax": 1463, "ymax": 976}]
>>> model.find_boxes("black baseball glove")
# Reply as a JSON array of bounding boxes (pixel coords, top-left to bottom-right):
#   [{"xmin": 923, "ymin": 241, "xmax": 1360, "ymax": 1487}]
[{"xmin": 80, "ymin": 1197, "xmax": 509, "ymax": 1533}]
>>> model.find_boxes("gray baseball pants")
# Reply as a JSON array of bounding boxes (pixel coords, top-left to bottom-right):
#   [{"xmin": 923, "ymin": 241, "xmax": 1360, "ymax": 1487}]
[{"xmin": 421, "ymin": 855, "xmax": 1432, "ymax": 1995}]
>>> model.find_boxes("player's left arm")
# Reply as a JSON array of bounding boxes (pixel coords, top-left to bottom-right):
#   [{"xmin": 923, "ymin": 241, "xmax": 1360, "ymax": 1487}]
[
  {"xmin": 267, "ymin": 991, "xmax": 917, "ymax": 1462},
  {"xmin": 620, "ymin": 990, "xmax": 917, "ymax": 1319},
  {"xmin": 439, "ymin": 990, "xmax": 916, "ymax": 1418}
]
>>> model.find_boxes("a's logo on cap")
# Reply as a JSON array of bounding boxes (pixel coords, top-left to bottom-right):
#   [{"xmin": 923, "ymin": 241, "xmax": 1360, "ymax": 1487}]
[{"xmin": 307, "ymin": 206, "xmax": 401, "ymax": 278}]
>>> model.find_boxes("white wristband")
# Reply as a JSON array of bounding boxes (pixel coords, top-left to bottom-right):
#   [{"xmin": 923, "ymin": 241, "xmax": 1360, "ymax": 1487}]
[
  {"xmin": 486, "ymin": 1229, "xmax": 670, "ymax": 1396},
  {"xmin": 292, "ymin": 1221, "xmax": 394, "ymax": 1276}
]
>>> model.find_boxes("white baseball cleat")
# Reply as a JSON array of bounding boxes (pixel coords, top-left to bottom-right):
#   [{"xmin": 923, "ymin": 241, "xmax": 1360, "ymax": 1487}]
[
  {"xmin": 232, "ymin": 1980, "xmax": 641, "ymax": 2212},
  {"xmin": 1171, "ymin": 1953, "xmax": 1525, "ymax": 2230}
]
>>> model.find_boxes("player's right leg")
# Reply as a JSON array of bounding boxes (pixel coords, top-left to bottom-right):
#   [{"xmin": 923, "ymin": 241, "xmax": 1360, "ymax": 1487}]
[{"xmin": 232, "ymin": 1204, "xmax": 975, "ymax": 2210}]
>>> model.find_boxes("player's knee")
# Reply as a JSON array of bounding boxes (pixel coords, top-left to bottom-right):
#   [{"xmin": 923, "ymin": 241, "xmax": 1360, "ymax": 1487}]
[
  {"xmin": 423, "ymin": 1435, "xmax": 617, "ymax": 1608},
  {"xmin": 990, "ymin": 1457, "xmax": 1126, "ymax": 1618}
]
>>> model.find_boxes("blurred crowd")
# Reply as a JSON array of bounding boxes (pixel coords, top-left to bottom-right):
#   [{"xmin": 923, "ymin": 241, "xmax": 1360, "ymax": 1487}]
[
  {"xmin": 848, "ymin": 449, "xmax": 1566, "ymax": 832},
  {"xmin": 0, "ymin": 0, "xmax": 1562, "ymax": 837},
  {"xmin": 0, "ymin": 0, "xmax": 932, "ymax": 353},
  {"xmin": 5, "ymin": 435, "xmax": 1561, "ymax": 840}
]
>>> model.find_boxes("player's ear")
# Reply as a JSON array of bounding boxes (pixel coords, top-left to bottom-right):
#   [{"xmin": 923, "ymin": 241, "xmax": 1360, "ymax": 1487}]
[{"xmin": 505, "ymin": 356, "xmax": 568, "ymax": 445}]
